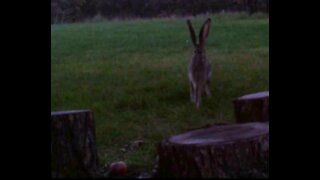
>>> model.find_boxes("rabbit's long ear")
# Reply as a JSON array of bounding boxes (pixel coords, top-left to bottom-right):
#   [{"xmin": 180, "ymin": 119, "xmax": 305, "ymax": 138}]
[
  {"xmin": 199, "ymin": 18, "xmax": 211, "ymax": 46},
  {"xmin": 187, "ymin": 20, "xmax": 197, "ymax": 46}
]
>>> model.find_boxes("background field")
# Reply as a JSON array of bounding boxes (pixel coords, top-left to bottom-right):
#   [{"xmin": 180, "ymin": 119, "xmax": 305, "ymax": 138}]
[{"xmin": 51, "ymin": 13, "xmax": 269, "ymax": 172}]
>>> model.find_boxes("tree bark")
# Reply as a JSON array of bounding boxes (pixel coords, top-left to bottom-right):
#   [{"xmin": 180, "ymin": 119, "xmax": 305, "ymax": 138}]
[
  {"xmin": 51, "ymin": 110, "xmax": 99, "ymax": 178},
  {"xmin": 233, "ymin": 91, "xmax": 269, "ymax": 123},
  {"xmin": 157, "ymin": 122, "xmax": 269, "ymax": 178}
]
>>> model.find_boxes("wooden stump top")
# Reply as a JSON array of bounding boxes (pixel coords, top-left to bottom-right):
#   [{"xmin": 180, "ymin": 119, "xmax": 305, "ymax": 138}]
[
  {"xmin": 237, "ymin": 91, "xmax": 269, "ymax": 100},
  {"xmin": 158, "ymin": 122, "xmax": 269, "ymax": 178},
  {"xmin": 51, "ymin": 109, "xmax": 91, "ymax": 116},
  {"xmin": 169, "ymin": 122, "xmax": 269, "ymax": 146}
]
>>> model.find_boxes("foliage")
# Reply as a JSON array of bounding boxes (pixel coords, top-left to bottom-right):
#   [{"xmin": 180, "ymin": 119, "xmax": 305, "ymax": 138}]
[{"xmin": 51, "ymin": 0, "xmax": 269, "ymax": 24}]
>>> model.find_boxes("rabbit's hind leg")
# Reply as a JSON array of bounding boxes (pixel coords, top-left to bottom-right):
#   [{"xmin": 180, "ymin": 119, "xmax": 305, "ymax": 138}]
[
  {"xmin": 195, "ymin": 86, "xmax": 202, "ymax": 109},
  {"xmin": 205, "ymin": 84, "xmax": 211, "ymax": 97},
  {"xmin": 190, "ymin": 82, "xmax": 195, "ymax": 103}
]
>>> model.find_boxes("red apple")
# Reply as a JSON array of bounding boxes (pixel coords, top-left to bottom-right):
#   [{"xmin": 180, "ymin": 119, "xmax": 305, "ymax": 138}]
[{"xmin": 109, "ymin": 161, "xmax": 128, "ymax": 176}]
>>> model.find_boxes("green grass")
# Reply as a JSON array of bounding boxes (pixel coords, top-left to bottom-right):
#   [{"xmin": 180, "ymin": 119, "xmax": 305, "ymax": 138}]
[{"xmin": 51, "ymin": 13, "xmax": 269, "ymax": 172}]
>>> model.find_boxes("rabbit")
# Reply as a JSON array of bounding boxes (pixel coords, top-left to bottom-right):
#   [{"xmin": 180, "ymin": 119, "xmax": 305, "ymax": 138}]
[{"xmin": 187, "ymin": 18, "xmax": 212, "ymax": 109}]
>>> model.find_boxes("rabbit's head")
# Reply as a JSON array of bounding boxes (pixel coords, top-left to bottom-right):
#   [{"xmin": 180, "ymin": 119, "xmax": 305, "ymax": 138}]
[{"xmin": 187, "ymin": 18, "xmax": 211, "ymax": 55}]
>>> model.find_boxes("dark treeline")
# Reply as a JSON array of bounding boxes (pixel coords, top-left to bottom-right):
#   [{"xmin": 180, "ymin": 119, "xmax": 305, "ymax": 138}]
[{"xmin": 51, "ymin": 0, "xmax": 269, "ymax": 24}]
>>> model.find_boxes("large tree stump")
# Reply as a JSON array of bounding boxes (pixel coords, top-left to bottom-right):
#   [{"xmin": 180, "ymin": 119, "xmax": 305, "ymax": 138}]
[
  {"xmin": 157, "ymin": 122, "xmax": 269, "ymax": 178},
  {"xmin": 233, "ymin": 91, "xmax": 269, "ymax": 123},
  {"xmin": 51, "ymin": 110, "xmax": 99, "ymax": 178}
]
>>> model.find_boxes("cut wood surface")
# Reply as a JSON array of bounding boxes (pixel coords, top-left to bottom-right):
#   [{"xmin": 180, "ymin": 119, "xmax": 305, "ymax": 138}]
[{"xmin": 157, "ymin": 122, "xmax": 269, "ymax": 178}]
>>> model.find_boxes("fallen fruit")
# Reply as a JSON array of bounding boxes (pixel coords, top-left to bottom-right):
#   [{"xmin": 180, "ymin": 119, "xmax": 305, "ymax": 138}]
[{"xmin": 109, "ymin": 161, "xmax": 128, "ymax": 176}]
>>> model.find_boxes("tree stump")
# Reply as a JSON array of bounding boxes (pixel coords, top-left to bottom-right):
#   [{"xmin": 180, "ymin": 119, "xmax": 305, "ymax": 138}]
[
  {"xmin": 157, "ymin": 122, "xmax": 269, "ymax": 178},
  {"xmin": 51, "ymin": 110, "xmax": 99, "ymax": 178},
  {"xmin": 233, "ymin": 91, "xmax": 269, "ymax": 123}
]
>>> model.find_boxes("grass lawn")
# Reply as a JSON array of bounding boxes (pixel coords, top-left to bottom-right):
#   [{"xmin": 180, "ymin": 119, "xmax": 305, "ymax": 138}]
[{"xmin": 51, "ymin": 12, "xmax": 269, "ymax": 172}]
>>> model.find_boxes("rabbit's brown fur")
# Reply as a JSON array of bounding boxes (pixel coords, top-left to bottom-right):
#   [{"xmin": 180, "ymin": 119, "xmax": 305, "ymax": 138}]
[{"xmin": 187, "ymin": 18, "xmax": 212, "ymax": 109}]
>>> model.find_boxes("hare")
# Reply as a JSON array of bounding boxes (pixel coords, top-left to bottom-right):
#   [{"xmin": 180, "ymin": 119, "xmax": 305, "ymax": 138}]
[{"xmin": 187, "ymin": 18, "xmax": 212, "ymax": 109}]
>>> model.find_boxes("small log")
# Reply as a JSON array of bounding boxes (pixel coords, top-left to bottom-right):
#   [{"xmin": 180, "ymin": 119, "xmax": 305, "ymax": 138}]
[
  {"xmin": 51, "ymin": 110, "xmax": 99, "ymax": 178},
  {"xmin": 157, "ymin": 122, "xmax": 269, "ymax": 178},
  {"xmin": 233, "ymin": 91, "xmax": 269, "ymax": 123}
]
